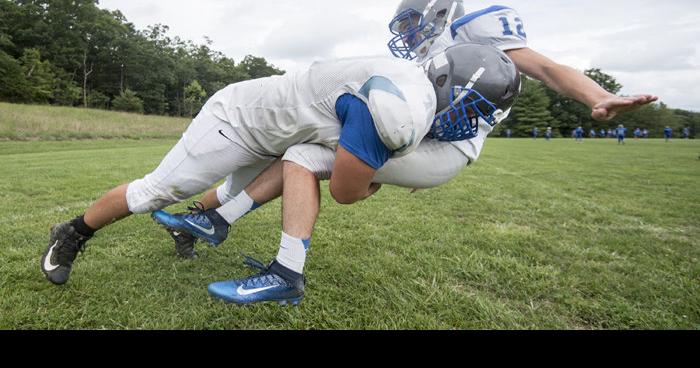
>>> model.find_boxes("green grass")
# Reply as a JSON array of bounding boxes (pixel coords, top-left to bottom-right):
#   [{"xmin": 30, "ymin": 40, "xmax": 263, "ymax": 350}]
[
  {"xmin": 0, "ymin": 102, "xmax": 189, "ymax": 140},
  {"xmin": 0, "ymin": 137, "xmax": 698, "ymax": 329}
]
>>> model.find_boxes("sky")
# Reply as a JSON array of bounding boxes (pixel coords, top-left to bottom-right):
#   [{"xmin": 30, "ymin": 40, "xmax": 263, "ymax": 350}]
[{"xmin": 98, "ymin": 0, "xmax": 700, "ymax": 111}]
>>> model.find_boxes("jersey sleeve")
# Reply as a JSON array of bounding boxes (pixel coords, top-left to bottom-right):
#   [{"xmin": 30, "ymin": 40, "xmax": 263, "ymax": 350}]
[
  {"xmin": 336, "ymin": 94, "xmax": 391, "ymax": 170},
  {"xmin": 450, "ymin": 5, "xmax": 528, "ymax": 51}
]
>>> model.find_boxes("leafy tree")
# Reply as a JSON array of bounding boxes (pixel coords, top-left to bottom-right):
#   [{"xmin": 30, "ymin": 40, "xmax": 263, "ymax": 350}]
[
  {"xmin": 88, "ymin": 90, "xmax": 110, "ymax": 109},
  {"xmin": 239, "ymin": 55, "xmax": 284, "ymax": 79},
  {"xmin": 18, "ymin": 48, "xmax": 56, "ymax": 103},
  {"xmin": 112, "ymin": 89, "xmax": 143, "ymax": 113},
  {"xmin": 183, "ymin": 80, "xmax": 206, "ymax": 117},
  {"xmin": 0, "ymin": 50, "xmax": 30, "ymax": 101},
  {"xmin": 503, "ymin": 78, "xmax": 557, "ymax": 137},
  {"xmin": 0, "ymin": 0, "xmax": 281, "ymax": 114}
]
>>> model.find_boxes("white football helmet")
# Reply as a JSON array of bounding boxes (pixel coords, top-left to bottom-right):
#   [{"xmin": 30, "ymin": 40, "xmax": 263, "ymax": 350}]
[{"xmin": 388, "ymin": 0, "xmax": 465, "ymax": 60}]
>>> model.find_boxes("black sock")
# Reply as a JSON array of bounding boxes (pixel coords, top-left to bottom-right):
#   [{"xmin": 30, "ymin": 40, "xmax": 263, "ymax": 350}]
[{"xmin": 70, "ymin": 215, "xmax": 96, "ymax": 238}]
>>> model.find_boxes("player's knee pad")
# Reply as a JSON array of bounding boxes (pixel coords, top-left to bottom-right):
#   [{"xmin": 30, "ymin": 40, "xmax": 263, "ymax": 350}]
[
  {"xmin": 282, "ymin": 144, "xmax": 335, "ymax": 180},
  {"xmin": 126, "ymin": 177, "xmax": 194, "ymax": 214}
]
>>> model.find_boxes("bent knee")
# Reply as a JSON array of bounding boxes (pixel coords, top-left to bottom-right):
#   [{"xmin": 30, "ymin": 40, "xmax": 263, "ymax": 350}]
[{"xmin": 126, "ymin": 178, "xmax": 194, "ymax": 214}]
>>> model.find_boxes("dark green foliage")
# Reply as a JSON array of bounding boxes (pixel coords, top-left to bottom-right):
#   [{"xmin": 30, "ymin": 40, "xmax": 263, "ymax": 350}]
[
  {"xmin": 183, "ymin": 80, "xmax": 206, "ymax": 117},
  {"xmin": 502, "ymin": 77, "xmax": 557, "ymax": 137},
  {"xmin": 0, "ymin": 0, "xmax": 284, "ymax": 116},
  {"xmin": 87, "ymin": 90, "xmax": 110, "ymax": 109},
  {"xmin": 112, "ymin": 89, "xmax": 143, "ymax": 113},
  {"xmin": 0, "ymin": 50, "xmax": 31, "ymax": 102}
]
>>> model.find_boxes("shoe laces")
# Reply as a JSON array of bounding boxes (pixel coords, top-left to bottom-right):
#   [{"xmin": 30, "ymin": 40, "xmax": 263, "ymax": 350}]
[
  {"xmin": 185, "ymin": 201, "xmax": 213, "ymax": 225},
  {"xmin": 187, "ymin": 201, "xmax": 207, "ymax": 214},
  {"xmin": 240, "ymin": 255, "xmax": 287, "ymax": 289},
  {"xmin": 56, "ymin": 230, "xmax": 89, "ymax": 265}
]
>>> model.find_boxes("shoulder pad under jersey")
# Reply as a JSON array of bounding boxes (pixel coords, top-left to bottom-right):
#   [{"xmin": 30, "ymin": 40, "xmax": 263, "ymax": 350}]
[{"xmin": 357, "ymin": 74, "xmax": 435, "ymax": 157}]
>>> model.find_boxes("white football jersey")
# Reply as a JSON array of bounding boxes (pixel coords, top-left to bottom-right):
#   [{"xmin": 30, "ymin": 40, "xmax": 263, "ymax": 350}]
[
  {"xmin": 421, "ymin": 5, "xmax": 528, "ymax": 163},
  {"xmin": 205, "ymin": 57, "xmax": 436, "ymax": 158}
]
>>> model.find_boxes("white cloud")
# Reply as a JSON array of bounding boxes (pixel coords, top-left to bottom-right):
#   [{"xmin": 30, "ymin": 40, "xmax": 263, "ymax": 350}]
[{"xmin": 99, "ymin": 0, "xmax": 700, "ymax": 111}]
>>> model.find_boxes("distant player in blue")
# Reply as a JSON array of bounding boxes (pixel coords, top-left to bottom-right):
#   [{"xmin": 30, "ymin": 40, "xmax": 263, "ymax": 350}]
[
  {"xmin": 617, "ymin": 124, "xmax": 627, "ymax": 145},
  {"xmin": 545, "ymin": 127, "xmax": 553, "ymax": 141},
  {"xmin": 533, "ymin": 127, "xmax": 539, "ymax": 139},
  {"xmin": 589, "ymin": 129, "xmax": 596, "ymax": 139},
  {"xmin": 643, "ymin": 128, "xmax": 649, "ymax": 139},
  {"xmin": 634, "ymin": 128, "xmax": 642, "ymax": 140},
  {"xmin": 683, "ymin": 127, "xmax": 690, "ymax": 139},
  {"xmin": 506, "ymin": 128, "xmax": 512, "ymax": 138},
  {"xmin": 574, "ymin": 126, "xmax": 584, "ymax": 142},
  {"xmin": 608, "ymin": 128, "xmax": 614, "ymax": 139},
  {"xmin": 600, "ymin": 128, "xmax": 607, "ymax": 138},
  {"xmin": 664, "ymin": 126, "xmax": 672, "ymax": 142}
]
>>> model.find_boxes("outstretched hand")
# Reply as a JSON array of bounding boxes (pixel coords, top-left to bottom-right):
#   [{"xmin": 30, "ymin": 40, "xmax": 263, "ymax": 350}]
[{"xmin": 591, "ymin": 94, "xmax": 658, "ymax": 121}]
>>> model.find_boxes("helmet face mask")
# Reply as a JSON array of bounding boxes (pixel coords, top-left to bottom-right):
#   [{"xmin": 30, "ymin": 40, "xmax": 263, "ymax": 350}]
[
  {"xmin": 388, "ymin": 9, "xmax": 436, "ymax": 60},
  {"xmin": 388, "ymin": 0, "xmax": 465, "ymax": 60},
  {"xmin": 426, "ymin": 43, "xmax": 522, "ymax": 142},
  {"xmin": 430, "ymin": 81, "xmax": 501, "ymax": 142}
]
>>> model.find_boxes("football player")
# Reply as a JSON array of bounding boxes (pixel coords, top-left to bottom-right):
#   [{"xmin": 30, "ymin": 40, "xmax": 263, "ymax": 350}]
[
  {"xmin": 617, "ymin": 124, "xmax": 628, "ymax": 145},
  {"xmin": 155, "ymin": 44, "xmax": 521, "ymax": 305},
  {"xmin": 40, "ymin": 42, "xmax": 512, "ymax": 291},
  {"xmin": 664, "ymin": 126, "xmax": 673, "ymax": 142},
  {"xmin": 152, "ymin": 0, "xmax": 657, "ymax": 305}
]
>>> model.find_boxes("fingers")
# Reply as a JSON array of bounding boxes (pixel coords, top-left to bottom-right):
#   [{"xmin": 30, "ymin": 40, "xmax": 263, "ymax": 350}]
[{"xmin": 592, "ymin": 108, "xmax": 611, "ymax": 121}]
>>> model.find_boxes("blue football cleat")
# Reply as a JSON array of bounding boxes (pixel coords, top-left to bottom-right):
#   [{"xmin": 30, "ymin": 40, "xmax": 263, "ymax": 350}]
[
  {"xmin": 152, "ymin": 202, "xmax": 230, "ymax": 246},
  {"xmin": 208, "ymin": 256, "xmax": 305, "ymax": 306}
]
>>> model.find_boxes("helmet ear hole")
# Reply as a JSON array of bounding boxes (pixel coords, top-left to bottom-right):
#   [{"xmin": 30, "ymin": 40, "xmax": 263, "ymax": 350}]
[
  {"xmin": 436, "ymin": 75, "xmax": 448, "ymax": 87},
  {"xmin": 436, "ymin": 9, "xmax": 448, "ymax": 18}
]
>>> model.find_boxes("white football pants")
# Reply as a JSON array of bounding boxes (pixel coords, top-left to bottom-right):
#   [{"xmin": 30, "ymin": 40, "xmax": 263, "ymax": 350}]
[{"xmin": 126, "ymin": 108, "xmax": 273, "ymax": 214}]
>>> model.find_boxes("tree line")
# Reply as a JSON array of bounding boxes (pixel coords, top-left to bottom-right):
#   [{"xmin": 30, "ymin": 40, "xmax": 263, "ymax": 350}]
[
  {"xmin": 500, "ymin": 70, "xmax": 698, "ymax": 138},
  {"xmin": 0, "ymin": 0, "xmax": 283, "ymax": 116},
  {"xmin": 0, "ymin": 0, "xmax": 697, "ymax": 137}
]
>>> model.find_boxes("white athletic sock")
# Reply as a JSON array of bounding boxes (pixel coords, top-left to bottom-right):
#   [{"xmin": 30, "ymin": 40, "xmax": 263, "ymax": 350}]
[
  {"xmin": 276, "ymin": 232, "xmax": 310, "ymax": 274},
  {"xmin": 215, "ymin": 190, "xmax": 259, "ymax": 224}
]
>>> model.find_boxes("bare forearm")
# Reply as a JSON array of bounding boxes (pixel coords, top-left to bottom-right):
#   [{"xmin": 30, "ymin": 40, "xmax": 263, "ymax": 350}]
[
  {"xmin": 506, "ymin": 48, "xmax": 657, "ymax": 122},
  {"xmin": 537, "ymin": 63, "xmax": 612, "ymax": 108}
]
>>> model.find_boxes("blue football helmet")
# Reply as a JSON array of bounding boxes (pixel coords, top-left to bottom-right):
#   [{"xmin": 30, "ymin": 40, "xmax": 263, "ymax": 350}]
[
  {"xmin": 426, "ymin": 43, "xmax": 521, "ymax": 141},
  {"xmin": 388, "ymin": 0, "xmax": 465, "ymax": 60}
]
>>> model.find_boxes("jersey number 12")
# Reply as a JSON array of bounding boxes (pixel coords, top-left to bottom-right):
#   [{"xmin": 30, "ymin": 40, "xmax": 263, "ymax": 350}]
[{"xmin": 499, "ymin": 17, "xmax": 527, "ymax": 39}]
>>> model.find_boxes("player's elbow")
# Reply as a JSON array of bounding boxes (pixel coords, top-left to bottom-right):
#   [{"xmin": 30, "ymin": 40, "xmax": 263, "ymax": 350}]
[
  {"xmin": 330, "ymin": 189, "xmax": 360, "ymax": 205},
  {"xmin": 329, "ymin": 184, "xmax": 361, "ymax": 205}
]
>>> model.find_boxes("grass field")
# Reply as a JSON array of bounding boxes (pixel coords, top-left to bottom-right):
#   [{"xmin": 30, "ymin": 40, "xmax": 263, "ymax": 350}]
[
  {"xmin": 0, "ymin": 102, "xmax": 189, "ymax": 140},
  {"xmin": 1, "ymin": 135, "xmax": 698, "ymax": 329}
]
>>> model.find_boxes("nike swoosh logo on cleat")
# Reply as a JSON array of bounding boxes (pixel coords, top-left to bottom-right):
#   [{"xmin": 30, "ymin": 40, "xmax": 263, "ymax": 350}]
[
  {"xmin": 237, "ymin": 285, "xmax": 277, "ymax": 296},
  {"xmin": 43, "ymin": 241, "xmax": 60, "ymax": 272},
  {"xmin": 185, "ymin": 220, "xmax": 216, "ymax": 236}
]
